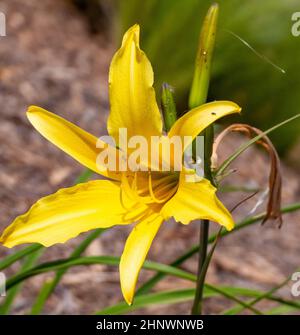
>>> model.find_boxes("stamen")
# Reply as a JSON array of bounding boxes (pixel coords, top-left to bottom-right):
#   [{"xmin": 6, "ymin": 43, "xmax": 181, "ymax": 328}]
[
  {"xmin": 148, "ymin": 172, "xmax": 177, "ymax": 203},
  {"xmin": 120, "ymin": 171, "xmax": 179, "ymax": 207},
  {"xmin": 122, "ymin": 172, "xmax": 153, "ymax": 205}
]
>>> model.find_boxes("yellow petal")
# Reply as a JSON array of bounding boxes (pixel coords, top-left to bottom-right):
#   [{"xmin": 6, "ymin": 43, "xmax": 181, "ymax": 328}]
[
  {"xmin": 107, "ymin": 24, "xmax": 162, "ymax": 144},
  {"xmin": 161, "ymin": 172, "xmax": 234, "ymax": 231},
  {"xmin": 0, "ymin": 180, "xmax": 143, "ymax": 248},
  {"xmin": 27, "ymin": 106, "xmax": 121, "ymax": 181},
  {"xmin": 168, "ymin": 101, "xmax": 241, "ymax": 151},
  {"xmin": 120, "ymin": 212, "xmax": 163, "ymax": 304}
]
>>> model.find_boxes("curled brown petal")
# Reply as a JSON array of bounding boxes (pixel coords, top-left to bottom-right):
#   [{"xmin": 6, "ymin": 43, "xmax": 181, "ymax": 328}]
[{"xmin": 213, "ymin": 124, "xmax": 282, "ymax": 227}]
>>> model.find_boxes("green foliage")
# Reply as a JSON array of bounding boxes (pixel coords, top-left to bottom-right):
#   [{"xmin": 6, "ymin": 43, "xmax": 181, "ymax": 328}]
[
  {"xmin": 0, "ymin": 249, "xmax": 43, "ymax": 314},
  {"xmin": 1, "ymin": 4, "xmax": 300, "ymax": 312},
  {"xmin": 30, "ymin": 228, "xmax": 105, "ymax": 314},
  {"xmin": 116, "ymin": 0, "xmax": 300, "ymax": 154},
  {"xmin": 2, "ymin": 201, "xmax": 300, "ymax": 314},
  {"xmin": 96, "ymin": 284, "xmax": 300, "ymax": 315}
]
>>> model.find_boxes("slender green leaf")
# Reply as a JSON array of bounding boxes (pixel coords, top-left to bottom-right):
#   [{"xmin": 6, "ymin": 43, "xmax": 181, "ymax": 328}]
[
  {"xmin": 4, "ymin": 256, "xmax": 287, "ymax": 315},
  {"xmin": 95, "ymin": 284, "xmax": 299, "ymax": 315},
  {"xmin": 6, "ymin": 256, "xmax": 197, "ymax": 291},
  {"xmin": 222, "ymin": 270, "xmax": 300, "ymax": 315},
  {"xmin": 219, "ymin": 185, "xmax": 261, "ymax": 193},
  {"xmin": 30, "ymin": 228, "xmax": 104, "ymax": 314},
  {"xmin": 74, "ymin": 169, "xmax": 93, "ymax": 183},
  {"xmin": 0, "ymin": 249, "xmax": 43, "ymax": 314},
  {"xmin": 137, "ymin": 202, "xmax": 300, "ymax": 295},
  {"xmin": 96, "ymin": 289, "xmax": 198, "ymax": 315},
  {"xmin": 0, "ymin": 244, "xmax": 42, "ymax": 271},
  {"xmin": 216, "ymin": 114, "xmax": 300, "ymax": 177},
  {"xmin": 267, "ymin": 305, "xmax": 297, "ymax": 315}
]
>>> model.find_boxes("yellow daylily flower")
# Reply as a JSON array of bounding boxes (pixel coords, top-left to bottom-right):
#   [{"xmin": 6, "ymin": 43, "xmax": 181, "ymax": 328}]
[{"xmin": 0, "ymin": 24, "xmax": 241, "ymax": 305}]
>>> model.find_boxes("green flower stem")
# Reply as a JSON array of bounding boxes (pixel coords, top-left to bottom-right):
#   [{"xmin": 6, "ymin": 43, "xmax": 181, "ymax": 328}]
[
  {"xmin": 191, "ymin": 220, "xmax": 209, "ymax": 315},
  {"xmin": 191, "ymin": 124, "xmax": 215, "ymax": 315},
  {"xmin": 189, "ymin": 4, "xmax": 218, "ymax": 315}
]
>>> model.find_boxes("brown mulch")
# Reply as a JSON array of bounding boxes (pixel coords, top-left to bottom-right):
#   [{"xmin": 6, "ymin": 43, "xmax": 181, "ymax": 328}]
[{"xmin": 0, "ymin": 0, "xmax": 299, "ymax": 315}]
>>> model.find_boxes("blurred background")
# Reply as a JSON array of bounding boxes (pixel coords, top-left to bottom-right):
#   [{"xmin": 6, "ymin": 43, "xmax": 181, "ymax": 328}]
[{"xmin": 0, "ymin": 0, "xmax": 299, "ymax": 314}]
